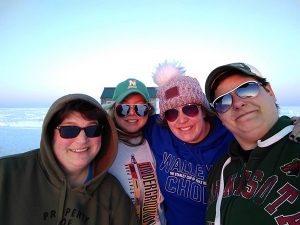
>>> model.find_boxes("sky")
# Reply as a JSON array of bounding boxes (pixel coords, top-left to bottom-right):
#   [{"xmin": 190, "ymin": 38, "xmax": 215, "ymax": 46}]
[{"xmin": 1, "ymin": 0, "xmax": 300, "ymax": 108}]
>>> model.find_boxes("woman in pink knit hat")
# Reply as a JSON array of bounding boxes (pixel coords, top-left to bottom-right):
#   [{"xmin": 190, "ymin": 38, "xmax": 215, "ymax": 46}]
[{"xmin": 143, "ymin": 61, "xmax": 300, "ymax": 225}]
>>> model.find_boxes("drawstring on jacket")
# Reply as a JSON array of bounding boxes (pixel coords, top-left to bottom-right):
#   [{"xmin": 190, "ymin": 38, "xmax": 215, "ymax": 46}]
[
  {"xmin": 214, "ymin": 124, "xmax": 294, "ymax": 225},
  {"xmin": 257, "ymin": 125, "xmax": 294, "ymax": 147},
  {"xmin": 214, "ymin": 157, "xmax": 231, "ymax": 225},
  {"xmin": 57, "ymin": 179, "xmax": 68, "ymax": 225}
]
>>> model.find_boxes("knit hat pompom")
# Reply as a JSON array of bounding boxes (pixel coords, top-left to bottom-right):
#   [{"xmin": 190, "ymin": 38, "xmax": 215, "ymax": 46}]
[
  {"xmin": 152, "ymin": 61, "xmax": 210, "ymax": 119},
  {"xmin": 152, "ymin": 61, "xmax": 186, "ymax": 87}
]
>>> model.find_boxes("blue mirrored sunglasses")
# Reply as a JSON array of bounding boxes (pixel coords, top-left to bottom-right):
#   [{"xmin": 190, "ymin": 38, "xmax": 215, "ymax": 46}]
[
  {"xmin": 115, "ymin": 104, "xmax": 150, "ymax": 117},
  {"xmin": 212, "ymin": 81, "xmax": 262, "ymax": 113}
]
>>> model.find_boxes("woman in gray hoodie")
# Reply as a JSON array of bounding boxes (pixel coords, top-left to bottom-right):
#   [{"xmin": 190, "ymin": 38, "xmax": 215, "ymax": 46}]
[{"xmin": 0, "ymin": 93, "xmax": 138, "ymax": 225}]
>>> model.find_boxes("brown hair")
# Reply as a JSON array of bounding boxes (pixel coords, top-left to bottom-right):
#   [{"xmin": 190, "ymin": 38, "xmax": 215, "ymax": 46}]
[{"xmin": 47, "ymin": 100, "xmax": 111, "ymax": 148}]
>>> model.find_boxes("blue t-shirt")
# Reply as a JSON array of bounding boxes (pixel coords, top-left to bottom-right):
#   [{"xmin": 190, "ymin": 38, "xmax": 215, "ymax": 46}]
[
  {"xmin": 84, "ymin": 163, "xmax": 93, "ymax": 184},
  {"xmin": 144, "ymin": 115, "xmax": 234, "ymax": 225}
]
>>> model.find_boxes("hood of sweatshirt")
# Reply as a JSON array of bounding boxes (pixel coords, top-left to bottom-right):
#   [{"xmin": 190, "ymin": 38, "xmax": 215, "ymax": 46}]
[{"xmin": 38, "ymin": 93, "xmax": 118, "ymax": 191}]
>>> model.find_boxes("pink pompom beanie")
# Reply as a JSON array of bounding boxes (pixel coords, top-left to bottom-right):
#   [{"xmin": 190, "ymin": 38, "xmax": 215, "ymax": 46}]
[{"xmin": 152, "ymin": 61, "xmax": 210, "ymax": 119}]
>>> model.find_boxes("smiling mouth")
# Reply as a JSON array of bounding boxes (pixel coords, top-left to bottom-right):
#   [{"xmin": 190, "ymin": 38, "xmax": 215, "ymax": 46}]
[
  {"xmin": 70, "ymin": 147, "xmax": 88, "ymax": 153},
  {"xmin": 179, "ymin": 126, "xmax": 192, "ymax": 131},
  {"xmin": 236, "ymin": 111, "xmax": 255, "ymax": 120},
  {"xmin": 126, "ymin": 119, "xmax": 138, "ymax": 123}
]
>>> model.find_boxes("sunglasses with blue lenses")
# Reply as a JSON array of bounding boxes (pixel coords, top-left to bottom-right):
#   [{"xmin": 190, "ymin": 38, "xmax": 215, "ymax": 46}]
[
  {"xmin": 164, "ymin": 104, "xmax": 200, "ymax": 122},
  {"xmin": 212, "ymin": 81, "xmax": 262, "ymax": 114},
  {"xmin": 56, "ymin": 125, "xmax": 103, "ymax": 139},
  {"xmin": 115, "ymin": 104, "xmax": 151, "ymax": 117}
]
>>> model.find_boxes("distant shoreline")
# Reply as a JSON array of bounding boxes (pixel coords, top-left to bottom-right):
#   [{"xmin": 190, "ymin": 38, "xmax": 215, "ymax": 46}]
[{"xmin": 0, "ymin": 106, "xmax": 300, "ymax": 157}]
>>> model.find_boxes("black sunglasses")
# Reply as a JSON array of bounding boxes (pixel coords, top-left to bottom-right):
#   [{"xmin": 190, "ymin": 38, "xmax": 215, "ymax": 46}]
[
  {"xmin": 164, "ymin": 104, "xmax": 200, "ymax": 122},
  {"xmin": 56, "ymin": 125, "xmax": 103, "ymax": 139},
  {"xmin": 115, "ymin": 104, "xmax": 151, "ymax": 117},
  {"xmin": 212, "ymin": 81, "xmax": 262, "ymax": 113}
]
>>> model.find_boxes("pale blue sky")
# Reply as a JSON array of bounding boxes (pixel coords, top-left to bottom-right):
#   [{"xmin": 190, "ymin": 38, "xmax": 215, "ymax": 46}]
[{"xmin": 1, "ymin": 0, "xmax": 299, "ymax": 107}]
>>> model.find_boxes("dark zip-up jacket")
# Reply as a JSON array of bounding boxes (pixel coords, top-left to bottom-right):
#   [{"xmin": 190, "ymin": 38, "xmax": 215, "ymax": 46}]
[
  {"xmin": 0, "ymin": 94, "xmax": 138, "ymax": 225},
  {"xmin": 206, "ymin": 116, "xmax": 300, "ymax": 225}
]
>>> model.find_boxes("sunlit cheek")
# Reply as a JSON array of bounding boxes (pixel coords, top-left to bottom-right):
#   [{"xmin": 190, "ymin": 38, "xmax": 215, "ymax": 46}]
[
  {"xmin": 167, "ymin": 121, "xmax": 177, "ymax": 132},
  {"xmin": 139, "ymin": 116, "xmax": 148, "ymax": 127},
  {"xmin": 52, "ymin": 139, "xmax": 72, "ymax": 157},
  {"xmin": 114, "ymin": 116, "xmax": 127, "ymax": 129},
  {"xmin": 187, "ymin": 113, "xmax": 204, "ymax": 130}
]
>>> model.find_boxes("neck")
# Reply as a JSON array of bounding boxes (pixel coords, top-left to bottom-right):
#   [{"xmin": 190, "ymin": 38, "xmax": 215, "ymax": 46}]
[
  {"xmin": 117, "ymin": 127, "xmax": 145, "ymax": 146},
  {"xmin": 66, "ymin": 167, "xmax": 88, "ymax": 188},
  {"xmin": 234, "ymin": 117, "xmax": 279, "ymax": 150},
  {"xmin": 235, "ymin": 137, "xmax": 257, "ymax": 150}
]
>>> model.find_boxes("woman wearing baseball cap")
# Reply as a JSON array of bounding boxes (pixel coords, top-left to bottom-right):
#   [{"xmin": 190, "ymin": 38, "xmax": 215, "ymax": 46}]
[
  {"xmin": 144, "ymin": 61, "xmax": 300, "ymax": 225},
  {"xmin": 106, "ymin": 78, "xmax": 166, "ymax": 225}
]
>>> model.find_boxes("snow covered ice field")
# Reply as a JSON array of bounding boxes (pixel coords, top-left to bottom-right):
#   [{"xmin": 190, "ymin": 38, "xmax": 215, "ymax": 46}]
[{"xmin": 0, "ymin": 106, "xmax": 300, "ymax": 157}]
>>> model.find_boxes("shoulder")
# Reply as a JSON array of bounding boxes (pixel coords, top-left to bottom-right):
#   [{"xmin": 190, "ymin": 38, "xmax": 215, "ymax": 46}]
[
  {"xmin": 207, "ymin": 155, "xmax": 231, "ymax": 203},
  {"xmin": 102, "ymin": 173, "xmax": 128, "ymax": 193},
  {"xmin": 146, "ymin": 114, "xmax": 161, "ymax": 129},
  {"xmin": 207, "ymin": 155, "xmax": 231, "ymax": 187},
  {"xmin": 211, "ymin": 116, "xmax": 230, "ymax": 133},
  {"xmin": 0, "ymin": 149, "xmax": 39, "ymax": 167},
  {"xmin": 144, "ymin": 114, "xmax": 171, "ymax": 139},
  {"xmin": 99, "ymin": 173, "xmax": 133, "ymax": 205},
  {"xmin": 0, "ymin": 150, "xmax": 40, "ymax": 186}
]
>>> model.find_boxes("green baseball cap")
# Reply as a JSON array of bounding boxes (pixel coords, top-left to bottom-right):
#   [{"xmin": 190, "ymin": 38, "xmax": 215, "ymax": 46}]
[{"xmin": 112, "ymin": 78, "xmax": 150, "ymax": 103}]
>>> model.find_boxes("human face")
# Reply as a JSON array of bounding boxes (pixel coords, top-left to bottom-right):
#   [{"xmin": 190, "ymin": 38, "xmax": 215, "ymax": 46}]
[
  {"xmin": 53, "ymin": 111, "xmax": 102, "ymax": 174},
  {"xmin": 214, "ymin": 74, "xmax": 278, "ymax": 149},
  {"xmin": 167, "ymin": 104, "xmax": 210, "ymax": 143},
  {"xmin": 114, "ymin": 93, "xmax": 149, "ymax": 133}
]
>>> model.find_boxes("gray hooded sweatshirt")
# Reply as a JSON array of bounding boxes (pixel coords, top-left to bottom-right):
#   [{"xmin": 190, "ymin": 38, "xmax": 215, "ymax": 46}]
[{"xmin": 0, "ymin": 93, "xmax": 138, "ymax": 225}]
